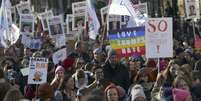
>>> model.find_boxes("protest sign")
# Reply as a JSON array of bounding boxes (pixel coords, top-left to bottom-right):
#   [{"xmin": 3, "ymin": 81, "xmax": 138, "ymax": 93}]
[
  {"xmin": 145, "ymin": 18, "xmax": 173, "ymax": 58},
  {"xmin": 28, "ymin": 57, "xmax": 48, "ymax": 84},
  {"xmin": 52, "ymin": 48, "xmax": 67, "ymax": 65},
  {"xmin": 185, "ymin": 0, "xmax": 200, "ymax": 19},
  {"xmin": 20, "ymin": 68, "xmax": 29, "ymax": 76},
  {"xmin": 100, "ymin": 6, "xmax": 109, "ymax": 25},
  {"xmin": 47, "ymin": 15, "xmax": 64, "ymax": 37},
  {"xmin": 107, "ymin": 15, "xmax": 122, "ymax": 31},
  {"xmin": 21, "ymin": 34, "xmax": 42, "ymax": 49},
  {"xmin": 16, "ymin": 0, "xmax": 32, "ymax": 14},
  {"xmin": 108, "ymin": 0, "xmax": 131, "ymax": 16},
  {"xmin": 55, "ymin": 35, "xmax": 66, "ymax": 48},
  {"xmin": 87, "ymin": 0, "xmax": 100, "ymax": 40},
  {"xmin": 72, "ymin": 1, "xmax": 87, "ymax": 30},
  {"xmin": 109, "ymin": 26, "xmax": 145, "ymax": 57},
  {"xmin": 178, "ymin": 0, "xmax": 185, "ymax": 17},
  {"xmin": 20, "ymin": 14, "xmax": 34, "ymax": 34},
  {"xmin": 38, "ymin": 10, "xmax": 53, "ymax": 30},
  {"xmin": 124, "ymin": 2, "xmax": 148, "ymax": 27},
  {"xmin": 11, "ymin": 6, "xmax": 16, "ymax": 23},
  {"xmin": 66, "ymin": 14, "xmax": 76, "ymax": 40}
]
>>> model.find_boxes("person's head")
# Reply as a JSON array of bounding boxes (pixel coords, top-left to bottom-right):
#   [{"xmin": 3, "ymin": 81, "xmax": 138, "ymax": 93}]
[
  {"xmin": 93, "ymin": 48, "xmax": 103, "ymax": 62},
  {"xmin": 38, "ymin": 83, "xmax": 54, "ymax": 101},
  {"xmin": 75, "ymin": 58, "xmax": 85, "ymax": 69},
  {"xmin": 75, "ymin": 69, "xmax": 86, "ymax": 86},
  {"xmin": 131, "ymin": 84, "xmax": 146, "ymax": 101},
  {"xmin": 173, "ymin": 75, "xmax": 190, "ymax": 91},
  {"xmin": 94, "ymin": 66, "xmax": 104, "ymax": 81},
  {"xmin": 128, "ymin": 56, "xmax": 142, "ymax": 71},
  {"xmin": 76, "ymin": 18, "xmax": 84, "ymax": 27},
  {"xmin": 105, "ymin": 84, "xmax": 120, "ymax": 101},
  {"xmin": 164, "ymin": 59, "xmax": 181, "ymax": 78},
  {"xmin": 3, "ymin": 88, "xmax": 24, "ymax": 101},
  {"xmin": 75, "ymin": 41, "xmax": 83, "ymax": 52},
  {"xmin": 108, "ymin": 50, "xmax": 118, "ymax": 64},
  {"xmin": 175, "ymin": 48, "xmax": 185, "ymax": 59},
  {"xmin": 55, "ymin": 66, "xmax": 65, "ymax": 79},
  {"xmin": 24, "ymin": 48, "xmax": 32, "ymax": 57},
  {"xmin": 189, "ymin": 5, "xmax": 195, "ymax": 14}
]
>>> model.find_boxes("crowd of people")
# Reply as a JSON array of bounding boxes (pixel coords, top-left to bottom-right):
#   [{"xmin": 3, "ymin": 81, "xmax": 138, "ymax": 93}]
[{"xmin": 0, "ymin": 28, "xmax": 201, "ymax": 101}]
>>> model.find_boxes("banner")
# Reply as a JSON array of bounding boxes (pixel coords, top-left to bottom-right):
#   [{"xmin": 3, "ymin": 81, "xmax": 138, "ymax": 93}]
[
  {"xmin": 145, "ymin": 18, "xmax": 173, "ymax": 58},
  {"xmin": 185, "ymin": 0, "xmax": 200, "ymax": 19},
  {"xmin": 52, "ymin": 48, "xmax": 67, "ymax": 65},
  {"xmin": 109, "ymin": 26, "xmax": 145, "ymax": 57},
  {"xmin": 38, "ymin": 10, "xmax": 53, "ymax": 30},
  {"xmin": 47, "ymin": 15, "xmax": 64, "ymax": 37},
  {"xmin": 108, "ymin": 0, "xmax": 131, "ymax": 16},
  {"xmin": 21, "ymin": 34, "xmax": 42, "ymax": 49},
  {"xmin": 16, "ymin": 0, "xmax": 32, "ymax": 14},
  {"xmin": 20, "ymin": 14, "xmax": 34, "ymax": 34},
  {"xmin": 28, "ymin": 57, "xmax": 48, "ymax": 84},
  {"xmin": 87, "ymin": 0, "xmax": 100, "ymax": 40},
  {"xmin": 72, "ymin": 1, "xmax": 87, "ymax": 30}
]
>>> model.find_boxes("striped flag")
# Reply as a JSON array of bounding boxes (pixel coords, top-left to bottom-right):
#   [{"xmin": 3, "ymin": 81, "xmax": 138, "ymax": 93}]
[{"xmin": 87, "ymin": 0, "xmax": 100, "ymax": 40}]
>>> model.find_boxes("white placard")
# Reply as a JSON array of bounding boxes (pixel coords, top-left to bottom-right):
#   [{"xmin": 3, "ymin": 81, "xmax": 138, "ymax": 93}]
[
  {"xmin": 20, "ymin": 68, "xmax": 29, "ymax": 76},
  {"xmin": 145, "ymin": 18, "xmax": 173, "ymax": 58},
  {"xmin": 19, "ymin": 14, "xmax": 35, "ymax": 34},
  {"xmin": 100, "ymin": 6, "xmax": 109, "ymax": 25},
  {"xmin": 72, "ymin": 1, "xmax": 87, "ymax": 30},
  {"xmin": 124, "ymin": 2, "xmax": 148, "ymax": 27},
  {"xmin": 16, "ymin": 0, "xmax": 32, "ymax": 14},
  {"xmin": 21, "ymin": 34, "xmax": 42, "ymax": 49},
  {"xmin": 47, "ymin": 15, "xmax": 65, "ymax": 37},
  {"xmin": 38, "ymin": 10, "xmax": 53, "ymax": 30},
  {"xmin": 28, "ymin": 57, "xmax": 48, "ymax": 84},
  {"xmin": 52, "ymin": 48, "xmax": 67, "ymax": 65},
  {"xmin": 55, "ymin": 35, "xmax": 66, "ymax": 48},
  {"xmin": 185, "ymin": 0, "xmax": 200, "ymax": 19}
]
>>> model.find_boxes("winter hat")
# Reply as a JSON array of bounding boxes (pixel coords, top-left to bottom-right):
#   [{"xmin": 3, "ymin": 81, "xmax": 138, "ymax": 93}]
[
  {"xmin": 172, "ymin": 88, "xmax": 190, "ymax": 101},
  {"xmin": 63, "ymin": 57, "xmax": 75, "ymax": 70},
  {"xmin": 55, "ymin": 66, "xmax": 65, "ymax": 74},
  {"xmin": 38, "ymin": 83, "xmax": 53, "ymax": 100},
  {"xmin": 131, "ymin": 84, "xmax": 146, "ymax": 101}
]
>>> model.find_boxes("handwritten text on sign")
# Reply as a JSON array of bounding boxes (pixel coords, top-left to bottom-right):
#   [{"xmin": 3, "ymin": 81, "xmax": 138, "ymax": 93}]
[{"xmin": 145, "ymin": 18, "xmax": 173, "ymax": 58}]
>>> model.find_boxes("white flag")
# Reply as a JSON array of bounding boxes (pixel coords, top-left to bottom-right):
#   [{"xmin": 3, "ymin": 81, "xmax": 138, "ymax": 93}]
[{"xmin": 87, "ymin": 0, "xmax": 100, "ymax": 40}]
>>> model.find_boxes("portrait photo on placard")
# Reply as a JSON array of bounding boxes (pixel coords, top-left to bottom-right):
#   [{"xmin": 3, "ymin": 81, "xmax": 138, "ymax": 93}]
[
  {"xmin": 49, "ymin": 24, "xmax": 63, "ymax": 35},
  {"xmin": 74, "ymin": 16, "xmax": 85, "ymax": 29},
  {"xmin": 20, "ymin": 22, "xmax": 33, "ymax": 33}
]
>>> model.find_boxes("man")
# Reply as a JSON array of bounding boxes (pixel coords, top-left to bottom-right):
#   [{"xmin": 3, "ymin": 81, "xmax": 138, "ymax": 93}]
[{"xmin": 103, "ymin": 50, "xmax": 130, "ymax": 91}]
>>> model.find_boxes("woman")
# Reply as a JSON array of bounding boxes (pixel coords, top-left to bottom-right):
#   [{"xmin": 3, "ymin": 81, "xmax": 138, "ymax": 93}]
[
  {"xmin": 61, "ymin": 75, "xmax": 76, "ymax": 101},
  {"xmin": 51, "ymin": 66, "xmax": 65, "ymax": 91},
  {"xmin": 151, "ymin": 59, "xmax": 180, "ymax": 97},
  {"xmin": 172, "ymin": 75, "xmax": 192, "ymax": 101},
  {"xmin": 105, "ymin": 84, "xmax": 120, "ymax": 101}
]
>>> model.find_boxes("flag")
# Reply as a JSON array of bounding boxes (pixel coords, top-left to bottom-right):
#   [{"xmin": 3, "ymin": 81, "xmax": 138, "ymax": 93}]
[
  {"xmin": 0, "ymin": 0, "xmax": 20, "ymax": 48},
  {"xmin": 108, "ymin": 0, "xmax": 131, "ymax": 16},
  {"xmin": 87, "ymin": 0, "xmax": 100, "ymax": 40}
]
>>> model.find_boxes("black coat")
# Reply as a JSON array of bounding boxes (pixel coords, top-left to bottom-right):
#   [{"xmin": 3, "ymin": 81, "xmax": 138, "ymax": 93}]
[{"xmin": 103, "ymin": 62, "xmax": 130, "ymax": 91}]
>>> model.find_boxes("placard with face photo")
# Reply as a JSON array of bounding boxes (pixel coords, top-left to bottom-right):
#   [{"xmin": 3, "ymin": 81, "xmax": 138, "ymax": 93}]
[
  {"xmin": 66, "ymin": 14, "xmax": 76, "ymax": 40},
  {"xmin": 20, "ymin": 14, "xmax": 35, "ymax": 34},
  {"xmin": 100, "ymin": 6, "xmax": 109, "ymax": 25},
  {"xmin": 185, "ymin": 0, "xmax": 200, "ymax": 19},
  {"xmin": 16, "ymin": 0, "xmax": 32, "ymax": 14},
  {"xmin": 107, "ymin": 15, "xmax": 121, "ymax": 31},
  {"xmin": 47, "ymin": 15, "xmax": 64, "ymax": 37},
  {"xmin": 72, "ymin": 1, "xmax": 87, "ymax": 30},
  {"xmin": 38, "ymin": 10, "xmax": 54, "ymax": 30}
]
